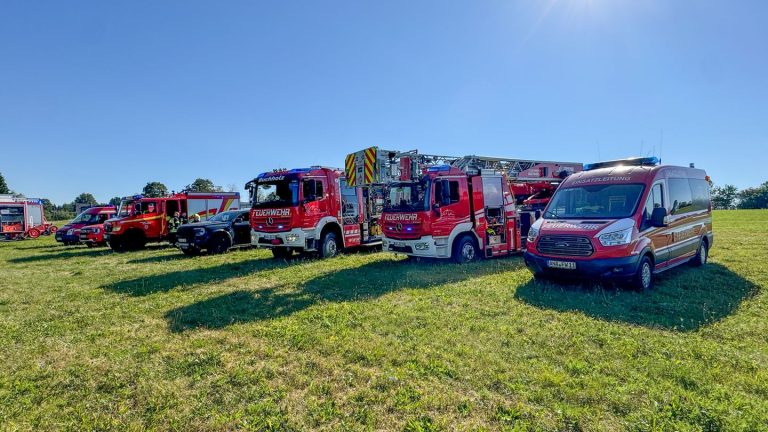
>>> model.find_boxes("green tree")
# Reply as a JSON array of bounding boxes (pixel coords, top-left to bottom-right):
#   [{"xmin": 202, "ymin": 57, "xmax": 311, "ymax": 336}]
[
  {"xmin": 0, "ymin": 171, "xmax": 9, "ymax": 194},
  {"xmin": 108, "ymin": 196, "xmax": 122, "ymax": 207},
  {"xmin": 142, "ymin": 182, "xmax": 169, "ymax": 198},
  {"xmin": 711, "ymin": 184, "xmax": 739, "ymax": 210},
  {"xmin": 74, "ymin": 193, "xmax": 99, "ymax": 206},
  {"xmin": 738, "ymin": 182, "xmax": 768, "ymax": 209},
  {"xmin": 186, "ymin": 178, "xmax": 222, "ymax": 193}
]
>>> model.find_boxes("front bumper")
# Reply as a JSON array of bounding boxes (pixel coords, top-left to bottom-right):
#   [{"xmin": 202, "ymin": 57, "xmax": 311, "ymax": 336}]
[
  {"xmin": 382, "ymin": 235, "xmax": 451, "ymax": 258},
  {"xmin": 56, "ymin": 230, "xmax": 80, "ymax": 243},
  {"xmin": 251, "ymin": 228, "xmax": 314, "ymax": 250},
  {"xmin": 79, "ymin": 232, "xmax": 103, "ymax": 243},
  {"xmin": 524, "ymin": 251, "xmax": 643, "ymax": 279}
]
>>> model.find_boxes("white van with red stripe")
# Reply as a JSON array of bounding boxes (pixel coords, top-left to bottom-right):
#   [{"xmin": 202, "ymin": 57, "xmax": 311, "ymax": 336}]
[{"xmin": 524, "ymin": 157, "xmax": 713, "ymax": 290}]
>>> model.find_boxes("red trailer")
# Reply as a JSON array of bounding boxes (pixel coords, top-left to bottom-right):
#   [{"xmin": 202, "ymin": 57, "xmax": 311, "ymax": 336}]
[{"xmin": 0, "ymin": 196, "xmax": 57, "ymax": 240}]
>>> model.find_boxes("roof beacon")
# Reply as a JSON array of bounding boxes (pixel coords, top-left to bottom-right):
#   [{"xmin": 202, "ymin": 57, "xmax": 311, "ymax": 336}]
[{"xmin": 584, "ymin": 156, "xmax": 660, "ymax": 171}]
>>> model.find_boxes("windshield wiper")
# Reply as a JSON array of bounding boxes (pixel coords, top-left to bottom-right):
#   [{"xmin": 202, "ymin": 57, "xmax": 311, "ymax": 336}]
[{"xmin": 544, "ymin": 209, "xmax": 559, "ymax": 219}]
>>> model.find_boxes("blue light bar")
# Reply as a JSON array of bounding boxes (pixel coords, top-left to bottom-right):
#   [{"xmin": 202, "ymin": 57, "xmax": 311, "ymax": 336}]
[
  {"xmin": 131, "ymin": 194, "xmax": 143, "ymax": 200},
  {"xmin": 427, "ymin": 165, "xmax": 452, "ymax": 172},
  {"xmin": 584, "ymin": 156, "xmax": 660, "ymax": 171}
]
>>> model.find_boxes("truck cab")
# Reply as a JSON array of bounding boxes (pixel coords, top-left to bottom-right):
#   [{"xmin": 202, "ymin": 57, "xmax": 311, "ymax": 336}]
[
  {"xmin": 381, "ymin": 165, "xmax": 520, "ymax": 262},
  {"xmin": 56, "ymin": 206, "xmax": 116, "ymax": 246},
  {"xmin": 248, "ymin": 166, "xmax": 385, "ymax": 259}
]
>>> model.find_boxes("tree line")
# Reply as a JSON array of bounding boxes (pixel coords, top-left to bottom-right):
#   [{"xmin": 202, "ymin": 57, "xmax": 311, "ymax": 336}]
[
  {"xmin": 0, "ymin": 171, "xmax": 231, "ymax": 220},
  {"xmin": 711, "ymin": 182, "xmax": 768, "ymax": 210}
]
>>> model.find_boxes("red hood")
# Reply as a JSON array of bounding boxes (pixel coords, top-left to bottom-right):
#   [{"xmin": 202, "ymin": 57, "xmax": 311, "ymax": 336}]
[
  {"xmin": 251, "ymin": 207, "xmax": 296, "ymax": 232},
  {"xmin": 382, "ymin": 211, "xmax": 430, "ymax": 240},
  {"xmin": 61, "ymin": 223, "xmax": 87, "ymax": 231},
  {"xmin": 536, "ymin": 219, "xmax": 616, "ymax": 236}
]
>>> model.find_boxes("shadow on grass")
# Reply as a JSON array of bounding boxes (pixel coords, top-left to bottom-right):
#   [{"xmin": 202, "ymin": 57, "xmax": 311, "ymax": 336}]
[
  {"xmin": 164, "ymin": 259, "xmax": 510, "ymax": 332},
  {"xmin": 102, "ymin": 255, "xmax": 299, "ymax": 296},
  {"xmin": 7, "ymin": 248, "xmax": 112, "ymax": 263},
  {"xmin": 514, "ymin": 262, "xmax": 759, "ymax": 331}
]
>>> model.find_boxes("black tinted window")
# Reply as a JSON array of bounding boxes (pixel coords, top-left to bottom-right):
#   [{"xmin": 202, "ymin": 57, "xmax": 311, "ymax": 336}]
[
  {"xmin": 689, "ymin": 179, "xmax": 710, "ymax": 212},
  {"xmin": 302, "ymin": 179, "xmax": 324, "ymax": 202},
  {"xmin": 669, "ymin": 178, "xmax": 694, "ymax": 215},
  {"xmin": 435, "ymin": 180, "xmax": 460, "ymax": 205}
]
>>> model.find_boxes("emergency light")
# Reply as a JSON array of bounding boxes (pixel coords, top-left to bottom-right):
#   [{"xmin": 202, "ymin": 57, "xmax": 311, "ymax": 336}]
[{"xmin": 584, "ymin": 157, "xmax": 659, "ymax": 171}]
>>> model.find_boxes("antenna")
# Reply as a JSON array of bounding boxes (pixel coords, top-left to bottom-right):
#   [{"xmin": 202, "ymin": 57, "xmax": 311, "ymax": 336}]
[{"xmin": 659, "ymin": 129, "xmax": 664, "ymax": 164}]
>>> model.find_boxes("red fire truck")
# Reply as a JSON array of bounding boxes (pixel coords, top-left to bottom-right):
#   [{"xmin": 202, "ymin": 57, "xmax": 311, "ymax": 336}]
[
  {"xmin": 0, "ymin": 195, "xmax": 57, "ymax": 240},
  {"xmin": 247, "ymin": 157, "xmax": 388, "ymax": 258},
  {"xmin": 104, "ymin": 192, "xmax": 240, "ymax": 251},
  {"xmin": 365, "ymin": 150, "xmax": 581, "ymax": 262}
]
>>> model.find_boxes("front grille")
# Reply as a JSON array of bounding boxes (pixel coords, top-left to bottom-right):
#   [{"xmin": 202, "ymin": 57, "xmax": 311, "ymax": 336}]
[
  {"xmin": 253, "ymin": 218, "xmax": 291, "ymax": 233},
  {"xmin": 536, "ymin": 235, "xmax": 594, "ymax": 257}
]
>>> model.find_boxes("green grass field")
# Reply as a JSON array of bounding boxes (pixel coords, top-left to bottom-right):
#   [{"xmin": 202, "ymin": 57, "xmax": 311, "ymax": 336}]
[{"xmin": 1, "ymin": 210, "xmax": 766, "ymax": 431}]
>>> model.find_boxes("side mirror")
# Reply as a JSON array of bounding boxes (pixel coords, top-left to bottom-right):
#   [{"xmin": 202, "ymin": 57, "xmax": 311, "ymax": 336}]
[
  {"xmin": 432, "ymin": 203, "xmax": 441, "ymax": 216},
  {"xmin": 651, "ymin": 207, "xmax": 668, "ymax": 227}
]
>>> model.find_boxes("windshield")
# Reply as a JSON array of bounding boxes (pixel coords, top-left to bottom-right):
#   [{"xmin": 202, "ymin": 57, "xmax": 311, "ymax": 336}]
[
  {"xmin": 385, "ymin": 179, "xmax": 430, "ymax": 212},
  {"xmin": 253, "ymin": 178, "xmax": 299, "ymax": 207},
  {"xmin": 210, "ymin": 211, "xmax": 238, "ymax": 222},
  {"xmin": 117, "ymin": 200, "xmax": 157, "ymax": 217},
  {"xmin": 544, "ymin": 184, "xmax": 645, "ymax": 219},
  {"xmin": 117, "ymin": 200, "xmax": 135, "ymax": 217},
  {"xmin": 71, "ymin": 211, "xmax": 101, "ymax": 224}
]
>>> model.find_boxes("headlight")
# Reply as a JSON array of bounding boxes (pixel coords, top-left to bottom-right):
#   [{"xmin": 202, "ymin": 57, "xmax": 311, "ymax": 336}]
[
  {"xmin": 112, "ymin": 225, "xmax": 121, "ymax": 232},
  {"xmin": 67, "ymin": 229, "xmax": 74, "ymax": 235},
  {"xmin": 285, "ymin": 234, "xmax": 299, "ymax": 242},
  {"xmin": 414, "ymin": 242, "xmax": 429, "ymax": 250},
  {"xmin": 598, "ymin": 227, "xmax": 633, "ymax": 246},
  {"xmin": 93, "ymin": 228, "xmax": 101, "ymax": 234},
  {"xmin": 527, "ymin": 226, "xmax": 539, "ymax": 242},
  {"xmin": 193, "ymin": 228, "xmax": 206, "ymax": 236}
]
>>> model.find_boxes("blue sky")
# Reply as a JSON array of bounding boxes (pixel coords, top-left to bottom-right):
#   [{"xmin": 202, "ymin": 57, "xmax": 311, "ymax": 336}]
[{"xmin": 1, "ymin": 0, "xmax": 766, "ymax": 204}]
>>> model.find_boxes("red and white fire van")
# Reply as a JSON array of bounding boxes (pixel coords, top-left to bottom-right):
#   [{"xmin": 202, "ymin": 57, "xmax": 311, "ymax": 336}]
[{"xmin": 524, "ymin": 157, "xmax": 713, "ymax": 290}]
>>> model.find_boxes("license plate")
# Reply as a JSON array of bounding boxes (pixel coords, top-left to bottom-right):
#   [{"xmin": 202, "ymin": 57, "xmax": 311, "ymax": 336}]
[
  {"xmin": 548, "ymin": 260, "xmax": 576, "ymax": 270},
  {"xmin": 393, "ymin": 241, "xmax": 405, "ymax": 248},
  {"xmin": 263, "ymin": 234, "xmax": 276, "ymax": 240},
  {"xmin": 177, "ymin": 238, "xmax": 187, "ymax": 244}
]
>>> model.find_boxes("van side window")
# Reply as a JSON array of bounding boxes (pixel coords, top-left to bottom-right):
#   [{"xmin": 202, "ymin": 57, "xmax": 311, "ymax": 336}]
[
  {"xmin": 642, "ymin": 183, "xmax": 664, "ymax": 228},
  {"xmin": 669, "ymin": 178, "xmax": 694, "ymax": 215},
  {"xmin": 689, "ymin": 179, "xmax": 711, "ymax": 212}
]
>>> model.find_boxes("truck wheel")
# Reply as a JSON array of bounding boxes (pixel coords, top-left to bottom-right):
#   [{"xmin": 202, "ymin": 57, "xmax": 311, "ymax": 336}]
[
  {"xmin": 86, "ymin": 242, "xmax": 97, "ymax": 248},
  {"xmin": 691, "ymin": 239, "xmax": 708, "ymax": 267},
  {"xmin": 452, "ymin": 235, "xmax": 477, "ymax": 264},
  {"xmin": 631, "ymin": 256, "xmax": 654, "ymax": 291},
  {"xmin": 319, "ymin": 232, "xmax": 339, "ymax": 259},
  {"xmin": 208, "ymin": 235, "xmax": 231, "ymax": 254},
  {"xmin": 109, "ymin": 238, "xmax": 124, "ymax": 252},
  {"xmin": 182, "ymin": 247, "xmax": 200, "ymax": 257},
  {"xmin": 271, "ymin": 248, "xmax": 293, "ymax": 259},
  {"xmin": 48, "ymin": 226, "xmax": 58, "ymax": 234},
  {"xmin": 27, "ymin": 229, "xmax": 40, "ymax": 239}
]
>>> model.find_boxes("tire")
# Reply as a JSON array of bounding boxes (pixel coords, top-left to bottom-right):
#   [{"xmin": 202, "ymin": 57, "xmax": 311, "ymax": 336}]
[
  {"xmin": 126, "ymin": 232, "xmax": 146, "ymax": 250},
  {"xmin": 452, "ymin": 235, "xmax": 478, "ymax": 264},
  {"xmin": 49, "ymin": 226, "xmax": 58, "ymax": 234},
  {"xmin": 631, "ymin": 256, "xmax": 654, "ymax": 291},
  {"xmin": 208, "ymin": 234, "xmax": 231, "ymax": 255},
  {"xmin": 108, "ymin": 238, "xmax": 124, "ymax": 252},
  {"xmin": 271, "ymin": 248, "xmax": 293, "ymax": 259},
  {"xmin": 319, "ymin": 232, "xmax": 339, "ymax": 259},
  {"xmin": 86, "ymin": 242, "xmax": 98, "ymax": 248},
  {"xmin": 691, "ymin": 239, "xmax": 708, "ymax": 267},
  {"xmin": 182, "ymin": 247, "xmax": 201, "ymax": 256},
  {"xmin": 27, "ymin": 229, "xmax": 40, "ymax": 239}
]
